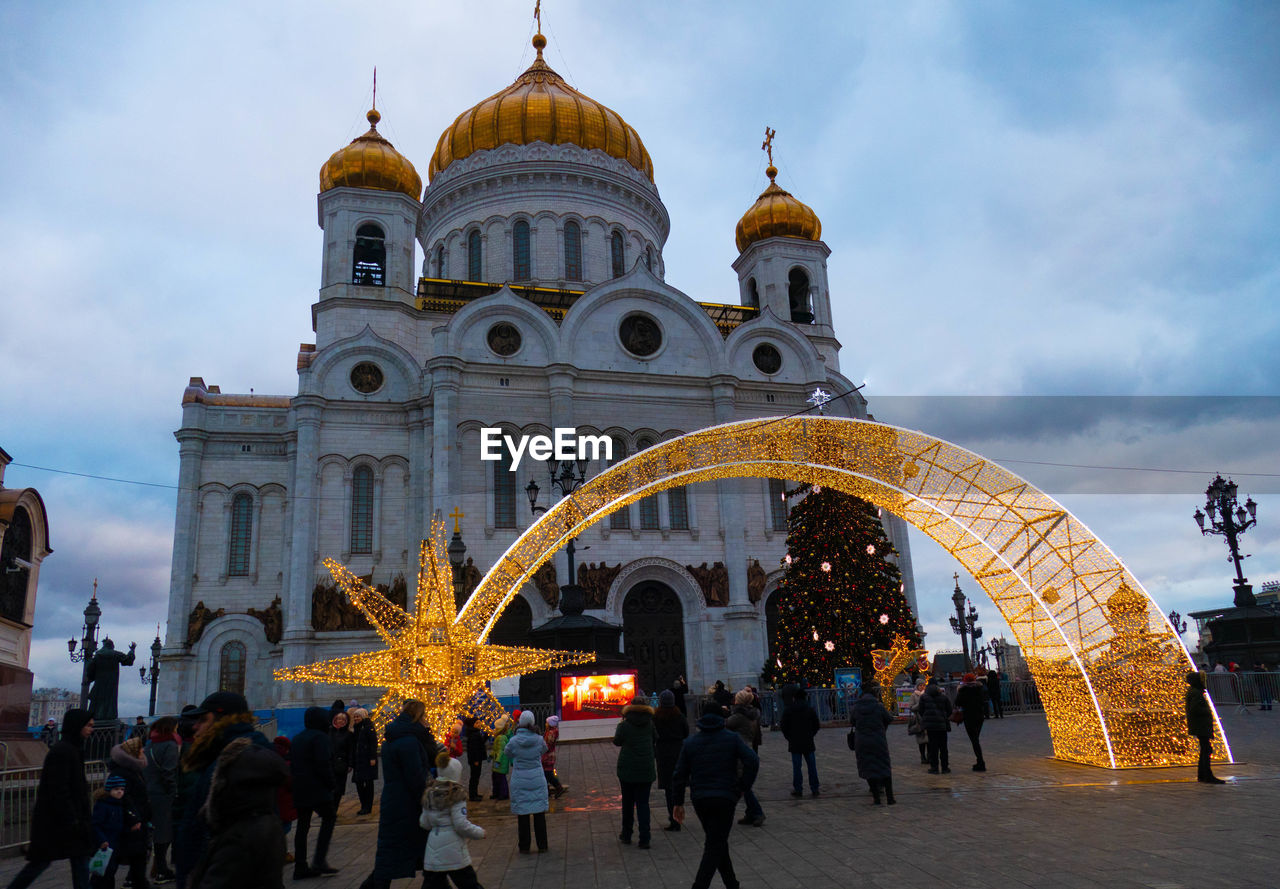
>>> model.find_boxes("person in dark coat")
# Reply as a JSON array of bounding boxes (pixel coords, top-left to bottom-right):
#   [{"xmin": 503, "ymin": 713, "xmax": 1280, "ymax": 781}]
[
  {"xmin": 349, "ymin": 708, "xmax": 379, "ymax": 815},
  {"xmin": 669, "ymin": 676, "xmax": 689, "ymax": 716},
  {"xmin": 1185, "ymin": 671, "xmax": 1226, "ymax": 784},
  {"xmin": 91, "ymin": 773, "xmax": 148, "ymax": 889},
  {"xmin": 954, "ymin": 673, "xmax": 988, "ymax": 771},
  {"xmin": 188, "ymin": 733, "xmax": 289, "ymax": 889},
  {"xmin": 106, "ymin": 737, "xmax": 152, "ymax": 888},
  {"xmin": 851, "ymin": 684, "xmax": 895, "ymax": 804},
  {"xmin": 144, "ymin": 716, "xmax": 180, "ymax": 883},
  {"xmin": 652, "ymin": 690, "xmax": 688, "ymax": 832},
  {"xmin": 38, "ymin": 718, "xmax": 58, "ymax": 747},
  {"xmin": 174, "ymin": 692, "xmax": 272, "ymax": 889},
  {"xmin": 328, "ymin": 710, "xmax": 354, "ymax": 808},
  {"xmin": 671, "ymin": 712, "xmax": 759, "ymax": 889},
  {"xmin": 710, "ymin": 680, "xmax": 733, "ymax": 709},
  {"xmin": 357, "ymin": 700, "xmax": 435, "ymax": 889},
  {"xmin": 613, "ymin": 699, "xmax": 658, "ymax": 848},
  {"xmin": 986, "ymin": 669, "xmax": 1004, "ymax": 718},
  {"xmin": 725, "ymin": 689, "xmax": 765, "ymax": 825},
  {"xmin": 915, "ymin": 679, "xmax": 952, "ymax": 773},
  {"xmin": 779, "ymin": 686, "xmax": 821, "ymax": 796},
  {"xmin": 7, "ymin": 708, "xmax": 97, "ymax": 889},
  {"xmin": 462, "ymin": 716, "xmax": 488, "ymax": 802},
  {"xmin": 291, "ymin": 707, "xmax": 338, "ymax": 878}
]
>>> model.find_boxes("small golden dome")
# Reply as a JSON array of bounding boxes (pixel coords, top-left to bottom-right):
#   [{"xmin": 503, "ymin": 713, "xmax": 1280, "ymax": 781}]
[
  {"xmin": 428, "ymin": 35, "xmax": 653, "ymax": 183},
  {"xmin": 320, "ymin": 108, "xmax": 422, "ymax": 199},
  {"xmin": 734, "ymin": 165, "xmax": 822, "ymax": 253}
]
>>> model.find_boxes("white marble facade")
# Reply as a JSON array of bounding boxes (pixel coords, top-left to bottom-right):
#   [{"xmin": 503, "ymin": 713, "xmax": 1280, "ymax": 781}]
[{"xmin": 159, "ymin": 128, "xmax": 917, "ymax": 715}]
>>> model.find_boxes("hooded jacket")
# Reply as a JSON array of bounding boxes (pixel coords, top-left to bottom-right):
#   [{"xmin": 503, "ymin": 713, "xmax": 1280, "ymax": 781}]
[
  {"xmin": 915, "ymin": 682, "xmax": 953, "ymax": 732},
  {"xmin": 419, "ymin": 779, "xmax": 485, "ymax": 872},
  {"xmin": 504, "ymin": 726, "xmax": 550, "ymax": 816},
  {"xmin": 850, "ymin": 691, "xmax": 893, "ymax": 780},
  {"xmin": 352, "ymin": 718, "xmax": 379, "ymax": 783},
  {"xmin": 613, "ymin": 703, "xmax": 658, "ymax": 783},
  {"xmin": 145, "ymin": 730, "xmax": 181, "ymax": 844},
  {"xmin": 290, "ymin": 707, "xmax": 336, "ymax": 809},
  {"xmin": 188, "ymin": 737, "xmax": 289, "ymax": 889},
  {"xmin": 371, "ymin": 711, "xmax": 435, "ymax": 879},
  {"xmin": 1185, "ymin": 672, "xmax": 1214, "ymax": 739},
  {"xmin": 725, "ymin": 702, "xmax": 762, "ymax": 751},
  {"xmin": 671, "ymin": 713, "xmax": 759, "ymax": 805},
  {"xmin": 26, "ymin": 708, "xmax": 95, "ymax": 861},
  {"xmin": 779, "ymin": 692, "xmax": 820, "ymax": 754},
  {"xmin": 652, "ymin": 704, "xmax": 689, "ymax": 789},
  {"xmin": 954, "ymin": 679, "xmax": 987, "ymax": 728}
]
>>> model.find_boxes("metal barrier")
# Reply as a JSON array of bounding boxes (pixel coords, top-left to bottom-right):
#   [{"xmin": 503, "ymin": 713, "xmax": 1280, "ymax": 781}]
[
  {"xmin": 0, "ymin": 760, "xmax": 108, "ymax": 852},
  {"xmin": 1205, "ymin": 671, "xmax": 1280, "ymax": 711}
]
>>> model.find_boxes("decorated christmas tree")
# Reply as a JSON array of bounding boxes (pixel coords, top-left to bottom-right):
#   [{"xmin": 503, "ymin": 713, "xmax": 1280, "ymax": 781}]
[{"xmin": 769, "ymin": 484, "xmax": 920, "ymax": 685}]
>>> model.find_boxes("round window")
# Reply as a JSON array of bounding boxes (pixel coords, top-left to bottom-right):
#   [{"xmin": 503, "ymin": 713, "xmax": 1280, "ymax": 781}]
[
  {"xmin": 619, "ymin": 313, "xmax": 662, "ymax": 357},
  {"xmin": 752, "ymin": 343, "xmax": 782, "ymax": 375},
  {"xmin": 487, "ymin": 322, "xmax": 522, "ymax": 356},
  {"xmin": 350, "ymin": 362, "xmax": 384, "ymax": 394}
]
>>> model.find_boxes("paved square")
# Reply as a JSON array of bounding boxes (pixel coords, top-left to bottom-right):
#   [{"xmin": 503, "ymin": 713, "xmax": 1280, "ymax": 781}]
[{"xmin": 5, "ymin": 711, "xmax": 1277, "ymax": 888}]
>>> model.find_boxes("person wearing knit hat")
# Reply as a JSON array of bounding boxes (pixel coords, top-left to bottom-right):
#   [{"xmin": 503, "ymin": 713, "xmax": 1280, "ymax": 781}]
[
  {"xmin": 542, "ymin": 716, "xmax": 567, "ymax": 798},
  {"xmin": 490, "ymin": 716, "xmax": 514, "ymax": 802},
  {"xmin": 420, "ymin": 751, "xmax": 486, "ymax": 886},
  {"xmin": 505, "ymin": 710, "xmax": 551, "ymax": 853}
]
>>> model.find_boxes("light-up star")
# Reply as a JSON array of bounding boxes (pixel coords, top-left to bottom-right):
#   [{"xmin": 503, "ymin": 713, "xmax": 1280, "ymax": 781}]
[
  {"xmin": 275, "ymin": 519, "xmax": 593, "ymax": 739},
  {"xmin": 807, "ymin": 387, "xmax": 832, "ymax": 414}
]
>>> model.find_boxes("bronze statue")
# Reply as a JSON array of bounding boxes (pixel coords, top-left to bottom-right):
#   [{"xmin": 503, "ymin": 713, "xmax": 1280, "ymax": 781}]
[
  {"xmin": 533, "ymin": 562, "xmax": 559, "ymax": 609},
  {"xmin": 187, "ymin": 600, "xmax": 225, "ymax": 645},
  {"xmin": 747, "ymin": 559, "xmax": 766, "ymax": 604},
  {"xmin": 708, "ymin": 562, "xmax": 730, "ymax": 607},
  {"xmin": 460, "ymin": 557, "xmax": 483, "ymax": 599},
  {"xmin": 86, "ymin": 638, "xmax": 136, "ymax": 722},
  {"xmin": 248, "ymin": 596, "xmax": 284, "ymax": 644}
]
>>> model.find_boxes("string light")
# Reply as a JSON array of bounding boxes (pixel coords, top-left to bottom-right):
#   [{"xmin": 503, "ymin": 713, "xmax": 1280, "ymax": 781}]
[
  {"xmin": 458, "ymin": 416, "xmax": 1229, "ymax": 769},
  {"xmin": 871, "ymin": 634, "xmax": 930, "ymax": 712},
  {"xmin": 275, "ymin": 519, "xmax": 594, "ymax": 739}
]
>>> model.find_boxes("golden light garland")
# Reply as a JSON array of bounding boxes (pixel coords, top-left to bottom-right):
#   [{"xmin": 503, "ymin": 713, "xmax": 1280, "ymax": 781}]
[
  {"xmin": 871, "ymin": 634, "xmax": 930, "ymax": 713},
  {"xmin": 461, "ymin": 416, "xmax": 1230, "ymax": 769},
  {"xmin": 275, "ymin": 519, "xmax": 594, "ymax": 739}
]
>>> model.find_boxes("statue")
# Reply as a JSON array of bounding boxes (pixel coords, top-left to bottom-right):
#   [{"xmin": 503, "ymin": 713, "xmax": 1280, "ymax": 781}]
[
  {"xmin": 187, "ymin": 600, "xmax": 225, "ymax": 645},
  {"xmin": 86, "ymin": 637, "xmax": 136, "ymax": 722},
  {"xmin": 460, "ymin": 558, "xmax": 483, "ymax": 599},
  {"xmin": 533, "ymin": 562, "xmax": 559, "ymax": 609},
  {"xmin": 747, "ymin": 559, "xmax": 766, "ymax": 605},
  {"xmin": 707, "ymin": 562, "xmax": 730, "ymax": 607},
  {"xmin": 247, "ymin": 596, "xmax": 284, "ymax": 644}
]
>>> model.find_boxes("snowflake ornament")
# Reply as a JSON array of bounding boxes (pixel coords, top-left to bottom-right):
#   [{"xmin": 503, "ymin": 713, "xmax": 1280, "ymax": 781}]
[
  {"xmin": 879, "ymin": 613, "xmax": 890, "ymax": 625},
  {"xmin": 866, "ymin": 544, "xmax": 876, "ymax": 555},
  {"xmin": 821, "ymin": 561, "xmax": 832, "ymax": 573},
  {"xmin": 824, "ymin": 640, "xmax": 835, "ymax": 652}
]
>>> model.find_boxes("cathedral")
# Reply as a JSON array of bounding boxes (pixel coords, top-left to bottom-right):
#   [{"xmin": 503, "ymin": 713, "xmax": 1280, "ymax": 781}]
[{"xmin": 159, "ymin": 27, "xmax": 917, "ymax": 716}]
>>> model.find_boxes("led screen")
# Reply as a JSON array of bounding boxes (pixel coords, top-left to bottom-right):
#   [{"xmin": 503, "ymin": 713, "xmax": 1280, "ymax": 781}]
[{"xmin": 559, "ymin": 672, "xmax": 637, "ymax": 721}]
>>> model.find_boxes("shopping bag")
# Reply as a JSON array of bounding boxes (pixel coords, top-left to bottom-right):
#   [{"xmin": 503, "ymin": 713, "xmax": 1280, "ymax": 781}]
[{"xmin": 89, "ymin": 847, "xmax": 112, "ymax": 876}]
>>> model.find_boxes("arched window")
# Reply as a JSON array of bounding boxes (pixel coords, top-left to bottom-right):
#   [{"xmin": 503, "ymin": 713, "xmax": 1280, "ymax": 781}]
[
  {"xmin": 608, "ymin": 438, "xmax": 630, "ymax": 530},
  {"xmin": 435, "ymin": 244, "xmax": 446, "ymax": 278},
  {"xmin": 668, "ymin": 487, "xmax": 689, "ymax": 530},
  {"xmin": 610, "ymin": 231, "xmax": 625, "ymax": 278},
  {"xmin": 352, "ymin": 223, "xmax": 386, "ymax": 286},
  {"xmin": 513, "ymin": 220, "xmax": 531, "ymax": 280},
  {"xmin": 228, "ymin": 492, "xmax": 253, "ymax": 576},
  {"xmin": 564, "ymin": 221, "xmax": 582, "ymax": 281},
  {"xmin": 788, "ymin": 268, "xmax": 812, "ymax": 322},
  {"xmin": 350, "ymin": 465, "xmax": 374, "ymax": 554},
  {"xmin": 636, "ymin": 438, "xmax": 659, "ymax": 529},
  {"xmin": 746, "ymin": 278, "xmax": 759, "ymax": 309},
  {"xmin": 467, "ymin": 230, "xmax": 483, "ymax": 281},
  {"xmin": 218, "ymin": 641, "xmax": 246, "ymax": 695},
  {"xmin": 494, "ymin": 436, "xmax": 516, "ymax": 529}
]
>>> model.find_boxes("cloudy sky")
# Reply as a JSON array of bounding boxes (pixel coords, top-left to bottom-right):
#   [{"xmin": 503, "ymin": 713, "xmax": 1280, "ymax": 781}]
[{"xmin": 2, "ymin": 1, "xmax": 1277, "ymax": 716}]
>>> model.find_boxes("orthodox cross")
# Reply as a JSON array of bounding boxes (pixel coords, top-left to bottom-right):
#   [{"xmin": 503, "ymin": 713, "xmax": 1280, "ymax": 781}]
[
  {"xmin": 761, "ymin": 126, "xmax": 776, "ymax": 166},
  {"xmin": 534, "ymin": 0, "xmax": 542, "ymax": 33},
  {"xmin": 372, "ymin": 67, "xmax": 377, "ymax": 110},
  {"xmin": 449, "ymin": 507, "xmax": 465, "ymax": 534}
]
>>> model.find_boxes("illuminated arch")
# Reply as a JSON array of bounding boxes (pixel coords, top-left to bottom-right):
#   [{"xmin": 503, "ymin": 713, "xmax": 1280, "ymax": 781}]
[{"xmin": 462, "ymin": 416, "xmax": 1230, "ymax": 769}]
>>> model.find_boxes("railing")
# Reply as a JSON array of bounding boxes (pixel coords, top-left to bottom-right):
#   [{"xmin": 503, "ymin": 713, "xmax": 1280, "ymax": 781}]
[
  {"xmin": 0, "ymin": 760, "xmax": 108, "ymax": 852},
  {"xmin": 1206, "ymin": 670, "xmax": 1280, "ymax": 710}
]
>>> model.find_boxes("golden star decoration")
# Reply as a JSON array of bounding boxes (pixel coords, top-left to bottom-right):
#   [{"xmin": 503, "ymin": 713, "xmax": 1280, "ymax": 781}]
[
  {"xmin": 870, "ymin": 634, "xmax": 929, "ymax": 712},
  {"xmin": 274, "ymin": 519, "xmax": 594, "ymax": 739}
]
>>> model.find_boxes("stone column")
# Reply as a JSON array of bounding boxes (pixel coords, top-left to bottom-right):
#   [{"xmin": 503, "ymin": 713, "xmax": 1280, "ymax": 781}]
[
  {"xmin": 407, "ymin": 399, "xmax": 430, "ymax": 541},
  {"xmin": 281, "ymin": 399, "xmax": 323, "ymax": 685},
  {"xmin": 164, "ymin": 426, "xmax": 206, "ymax": 652},
  {"xmin": 427, "ymin": 354, "xmax": 463, "ymax": 526}
]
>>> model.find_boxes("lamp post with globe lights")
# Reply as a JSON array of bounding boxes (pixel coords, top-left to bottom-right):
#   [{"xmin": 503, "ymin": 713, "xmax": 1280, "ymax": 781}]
[
  {"xmin": 139, "ymin": 628, "xmax": 162, "ymax": 716},
  {"xmin": 1193, "ymin": 474, "xmax": 1258, "ymax": 607},
  {"xmin": 67, "ymin": 580, "xmax": 102, "ymax": 708},
  {"xmin": 525, "ymin": 456, "xmax": 590, "ymax": 610},
  {"xmin": 948, "ymin": 574, "xmax": 982, "ymax": 672}
]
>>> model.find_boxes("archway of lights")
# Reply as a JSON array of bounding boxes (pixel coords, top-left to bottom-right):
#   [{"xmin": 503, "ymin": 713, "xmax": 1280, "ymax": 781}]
[{"xmin": 460, "ymin": 416, "xmax": 1230, "ymax": 769}]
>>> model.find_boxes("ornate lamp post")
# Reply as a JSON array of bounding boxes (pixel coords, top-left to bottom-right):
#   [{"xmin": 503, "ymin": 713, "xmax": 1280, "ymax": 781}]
[
  {"xmin": 1193, "ymin": 474, "xmax": 1258, "ymax": 606},
  {"xmin": 67, "ymin": 580, "xmax": 102, "ymax": 708},
  {"xmin": 1167, "ymin": 609, "xmax": 1188, "ymax": 638},
  {"xmin": 446, "ymin": 508, "xmax": 468, "ymax": 608},
  {"xmin": 139, "ymin": 627, "xmax": 162, "ymax": 717},
  {"xmin": 989, "ymin": 637, "xmax": 1006, "ymax": 674},
  {"xmin": 525, "ymin": 456, "xmax": 590, "ymax": 607},
  {"xmin": 948, "ymin": 574, "xmax": 982, "ymax": 672}
]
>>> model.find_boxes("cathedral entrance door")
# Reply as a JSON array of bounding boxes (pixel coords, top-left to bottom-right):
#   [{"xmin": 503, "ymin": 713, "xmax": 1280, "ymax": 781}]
[{"xmin": 622, "ymin": 582, "xmax": 685, "ymax": 695}]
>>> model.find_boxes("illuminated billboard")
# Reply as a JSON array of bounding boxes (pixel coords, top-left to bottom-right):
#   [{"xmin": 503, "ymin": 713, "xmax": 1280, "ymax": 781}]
[{"xmin": 559, "ymin": 672, "xmax": 637, "ymax": 721}]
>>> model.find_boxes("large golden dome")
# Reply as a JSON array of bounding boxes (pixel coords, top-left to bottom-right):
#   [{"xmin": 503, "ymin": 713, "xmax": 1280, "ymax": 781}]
[
  {"xmin": 320, "ymin": 109, "xmax": 422, "ymax": 199},
  {"xmin": 734, "ymin": 164, "xmax": 822, "ymax": 253},
  {"xmin": 428, "ymin": 34, "xmax": 653, "ymax": 184}
]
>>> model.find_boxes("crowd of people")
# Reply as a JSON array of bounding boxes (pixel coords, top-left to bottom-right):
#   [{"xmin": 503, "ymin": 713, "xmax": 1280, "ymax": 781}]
[{"xmin": 10, "ymin": 666, "xmax": 1228, "ymax": 889}]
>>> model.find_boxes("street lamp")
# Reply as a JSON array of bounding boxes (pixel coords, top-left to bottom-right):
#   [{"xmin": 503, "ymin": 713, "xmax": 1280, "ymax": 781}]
[
  {"xmin": 526, "ymin": 456, "xmax": 591, "ymax": 610},
  {"xmin": 446, "ymin": 508, "xmax": 468, "ymax": 608},
  {"xmin": 68, "ymin": 579, "xmax": 102, "ymax": 708},
  {"xmin": 1194, "ymin": 474, "xmax": 1259, "ymax": 606},
  {"xmin": 138, "ymin": 626, "xmax": 162, "ymax": 717},
  {"xmin": 948, "ymin": 574, "xmax": 982, "ymax": 672},
  {"xmin": 989, "ymin": 637, "xmax": 1006, "ymax": 673},
  {"xmin": 1167, "ymin": 610, "xmax": 1188, "ymax": 637}
]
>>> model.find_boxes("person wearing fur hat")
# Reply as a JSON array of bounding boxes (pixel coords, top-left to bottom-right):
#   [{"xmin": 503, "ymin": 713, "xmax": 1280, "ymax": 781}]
[
  {"xmin": 652, "ymin": 689, "xmax": 688, "ymax": 832},
  {"xmin": 420, "ymin": 751, "xmax": 487, "ymax": 888},
  {"xmin": 953, "ymin": 673, "xmax": 988, "ymax": 772},
  {"xmin": 489, "ymin": 716, "xmax": 513, "ymax": 801},
  {"xmin": 541, "ymin": 715, "xmax": 566, "ymax": 798},
  {"xmin": 504, "ymin": 710, "xmax": 550, "ymax": 853},
  {"xmin": 1185, "ymin": 671, "xmax": 1226, "ymax": 784},
  {"xmin": 613, "ymin": 697, "xmax": 658, "ymax": 848}
]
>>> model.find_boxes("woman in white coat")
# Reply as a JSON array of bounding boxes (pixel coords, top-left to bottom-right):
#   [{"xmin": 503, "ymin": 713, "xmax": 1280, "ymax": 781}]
[
  {"xmin": 504, "ymin": 710, "xmax": 550, "ymax": 853},
  {"xmin": 420, "ymin": 751, "xmax": 486, "ymax": 889}
]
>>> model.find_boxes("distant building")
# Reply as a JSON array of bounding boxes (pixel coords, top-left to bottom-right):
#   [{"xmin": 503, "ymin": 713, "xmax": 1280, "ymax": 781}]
[
  {"xmin": 28, "ymin": 688, "xmax": 78, "ymax": 728},
  {"xmin": 1255, "ymin": 580, "xmax": 1279, "ymax": 606},
  {"xmin": 0, "ymin": 447, "xmax": 54, "ymax": 736},
  {"xmin": 993, "ymin": 636, "xmax": 1029, "ymax": 680}
]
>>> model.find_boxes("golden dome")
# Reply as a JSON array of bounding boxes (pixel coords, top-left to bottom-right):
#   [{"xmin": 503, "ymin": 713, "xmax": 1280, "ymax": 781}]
[
  {"xmin": 734, "ymin": 164, "xmax": 822, "ymax": 253},
  {"xmin": 320, "ymin": 108, "xmax": 422, "ymax": 199},
  {"xmin": 428, "ymin": 34, "xmax": 653, "ymax": 184}
]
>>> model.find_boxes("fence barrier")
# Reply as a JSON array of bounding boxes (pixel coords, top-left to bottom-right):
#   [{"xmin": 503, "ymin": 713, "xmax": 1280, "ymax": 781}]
[
  {"xmin": 0, "ymin": 760, "xmax": 108, "ymax": 852},
  {"xmin": 1206, "ymin": 670, "xmax": 1279, "ymax": 710}
]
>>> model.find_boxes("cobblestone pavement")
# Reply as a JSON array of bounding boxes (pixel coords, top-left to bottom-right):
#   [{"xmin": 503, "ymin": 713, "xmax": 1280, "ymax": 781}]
[{"xmin": 5, "ymin": 710, "xmax": 1278, "ymax": 888}]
